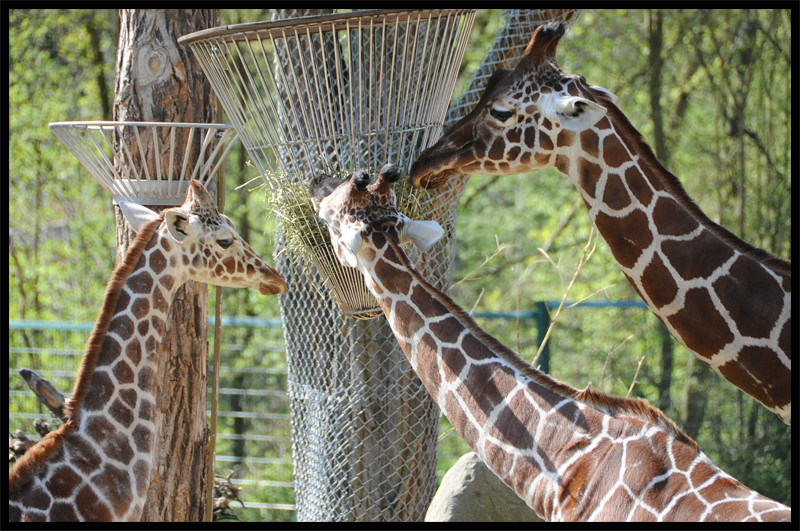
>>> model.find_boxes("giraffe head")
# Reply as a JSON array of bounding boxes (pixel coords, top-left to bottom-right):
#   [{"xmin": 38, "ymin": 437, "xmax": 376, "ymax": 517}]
[
  {"xmin": 410, "ymin": 22, "xmax": 615, "ymax": 189},
  {"xmin": 309, "ymin": 164, "xmax": 444, "ymax": 269},
  {"xmin": 119, "ymin": 180, "xmax": 288, "ymax": 295}
]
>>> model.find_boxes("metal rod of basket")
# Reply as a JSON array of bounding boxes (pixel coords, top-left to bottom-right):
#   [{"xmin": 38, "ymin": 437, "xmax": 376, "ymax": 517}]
[{"xmin": 49, "ymin": 121, "xmax": 238, "ymax": 205}]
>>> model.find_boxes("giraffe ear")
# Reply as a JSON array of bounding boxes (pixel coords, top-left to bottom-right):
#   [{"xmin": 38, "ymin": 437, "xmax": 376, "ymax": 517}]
[
  {"xmin": 401, "ymin": 219, "xmax": 444, "ymax": 252},
  {"xmin": 164, "ymin": 210, "xmax": 194, "ymax": 243},
  {"xmin": 119, "ymin": 201, "xmax": 160, "ymax": 233},
  {"xmin": 540, "ymin": 93, "xmax": 607, "ymax": 131}
]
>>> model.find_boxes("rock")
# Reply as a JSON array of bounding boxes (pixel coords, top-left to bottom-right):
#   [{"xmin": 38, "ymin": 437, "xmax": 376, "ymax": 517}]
[{"xmin": 425, "ymin": 452, "xmax": 544, "ymax": 522}]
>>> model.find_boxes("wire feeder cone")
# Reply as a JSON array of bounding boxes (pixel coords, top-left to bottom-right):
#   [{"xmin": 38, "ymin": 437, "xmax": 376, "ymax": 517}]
[
  {"xmin": 310, "ymin": 244, "xmax": 381, "ymax": 319},
  {"xmin": 49, "ymin": 121, "xmax": 238, "ymax": 206}
]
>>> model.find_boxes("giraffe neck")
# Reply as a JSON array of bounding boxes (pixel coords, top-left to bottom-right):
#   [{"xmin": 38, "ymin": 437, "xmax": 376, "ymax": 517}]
[
  {"xmin": 353, "ymin": 228, "xmax": 790, "ymax": 521},
  {"xmin": 551, "ymin": 93, "xmax": 791, "ymax": 422},
  {"xmin": 9, "ymin": 218, "xmax": 188, "ymax": 521}
]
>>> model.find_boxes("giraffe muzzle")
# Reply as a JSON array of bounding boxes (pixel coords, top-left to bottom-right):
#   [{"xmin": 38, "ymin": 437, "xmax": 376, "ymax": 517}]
[
  {"xmin": 258, "ymin": 274, "xmax": 288, "ymax": 296},
  {"xmin": 409, "ymin": 156, "xmax": 458, "ymax": 189}
]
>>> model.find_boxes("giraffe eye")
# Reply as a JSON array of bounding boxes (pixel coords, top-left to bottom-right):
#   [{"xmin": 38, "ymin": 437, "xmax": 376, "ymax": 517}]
[
  {"xmin": 217, "ymin": 238, "xmax": 233, "ymax": 249},
  {"xmin": 489, "ymin": 108, "xmax": 514, "ymax": 122}
]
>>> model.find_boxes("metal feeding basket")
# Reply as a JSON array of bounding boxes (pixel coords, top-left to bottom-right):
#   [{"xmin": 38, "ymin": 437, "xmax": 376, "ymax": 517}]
[
  {"xmin": 49, "ymin": 121, "xmax": 238, "ymax": 205},
  {"xmin": 180, "ymin": 9, "xmax": 475, "ymax": 318}
]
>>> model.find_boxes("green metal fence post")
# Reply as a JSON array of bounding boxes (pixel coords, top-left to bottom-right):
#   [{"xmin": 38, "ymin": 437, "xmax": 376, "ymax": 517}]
[{"xmin": 535, "ymin": 301, "xmax": 550, "ymax": 374}]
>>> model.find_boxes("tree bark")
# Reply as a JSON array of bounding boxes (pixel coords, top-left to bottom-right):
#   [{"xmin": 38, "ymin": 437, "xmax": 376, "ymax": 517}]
[
  {"xmin": 647, "ymin": 10, "xmax": 667, "ymax": 165},
  {"xmin": 113, "ymin": 9, "xmax": 219, "ymax": 522}
]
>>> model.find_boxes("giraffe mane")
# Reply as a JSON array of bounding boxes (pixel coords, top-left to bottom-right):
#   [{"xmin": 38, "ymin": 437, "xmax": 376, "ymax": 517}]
[
  {"xmin": 68, "ymin": 215, "xmax": 165, "ymax": 415},
  {"xmin": 8, "ymin": 422, "xmax": 76, "ymax": 495},
  {"xmin": 9, "ymin": 215, "xmax": 165, "ymax": 494},
  {"xmin": 590, "ymin": 88, "xmax": 791, "ymax": 278},
  {"xmin": 384, "ymin": 232, "xmax": 697, "ymax": 450}
]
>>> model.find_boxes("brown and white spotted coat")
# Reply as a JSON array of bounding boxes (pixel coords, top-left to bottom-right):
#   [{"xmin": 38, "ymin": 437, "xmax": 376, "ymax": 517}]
[
  {"xmin": 410, "ymin": 22, "xmax": 791, "ymax": 424},
  {"xmin": 9, "ymin": 181, "xmax": 287, "ymax": 521},
  {"xmin": 309, "ymin": 166, "xmax": 790, "ymax": 522}
]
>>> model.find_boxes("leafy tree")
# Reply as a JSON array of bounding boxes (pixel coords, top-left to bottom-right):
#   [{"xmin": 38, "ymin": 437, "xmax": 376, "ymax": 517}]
[{"xmin": 9, "ymin": 10, "xmax": 119, "ymax": 322}]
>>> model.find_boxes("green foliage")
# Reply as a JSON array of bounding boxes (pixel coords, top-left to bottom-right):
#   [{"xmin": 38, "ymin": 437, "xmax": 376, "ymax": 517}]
[
  {"xmin": 9, "ymin": 9, "xmax": 119, "ymax": 323},
  {"xmin": 452, "ymin": 9, "xmax": 506, "ymax": 102}
]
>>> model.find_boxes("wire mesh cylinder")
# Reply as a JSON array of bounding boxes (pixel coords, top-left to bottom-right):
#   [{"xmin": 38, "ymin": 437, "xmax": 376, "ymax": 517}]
[{"xmin": 182, "ymin": 9, "xmax": 475, "ymax": 521}]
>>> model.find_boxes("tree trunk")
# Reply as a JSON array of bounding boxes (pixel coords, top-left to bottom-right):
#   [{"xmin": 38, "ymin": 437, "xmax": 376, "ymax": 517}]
[
  {"xmin": 113, "ymin": 9, "xmax": 219, "ymax": 522},
  {"xmin": 647, "ymin": 10, "xmax": 667, "ymax": 165},
  {"xmin": 646, "ymin": 11, "xmax": 676, "ymax": 417},
  {"xmin": 684, "ymin": 357, "xmax": 710, "ymax": 441},
  {"xmin": 655, "ymin": 323, "xmax": 673, "ymax": 412}
]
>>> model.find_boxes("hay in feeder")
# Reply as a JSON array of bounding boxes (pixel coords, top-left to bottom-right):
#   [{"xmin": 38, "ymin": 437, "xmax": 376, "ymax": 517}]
[
  {"xmin": 263, "ymin": 165, "xmax": 430, "ymax": 319},
  {"xmin": 181, "ymin": 9, "xmax": 470, "ymax": 320}
]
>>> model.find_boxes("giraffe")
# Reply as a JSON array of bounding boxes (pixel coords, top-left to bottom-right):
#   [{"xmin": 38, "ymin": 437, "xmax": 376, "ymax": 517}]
[
  {"xmin": 409, "ymin": 22, "xmax": 791, "ymax": 424},
  {"xmin": 8, "ymin": 180, "xmax": 288, "ymax": 521},
  {"xmin": 308, "ymin": 165, "xmax": 790, "ymax": 522}
]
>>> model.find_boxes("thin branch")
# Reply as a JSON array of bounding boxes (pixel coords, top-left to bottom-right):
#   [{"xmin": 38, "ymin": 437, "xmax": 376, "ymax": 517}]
[
  {"xmin": 468, "ymin": 288, "xmax": 485, "ymax": 315},
  {"xmin": 531, "ymin": 227, "xmax": 597, "ymax": 366},
  {"xmin": 459, "ymin": 175, "xmax": 501, "ymax": 209},
  {"xmin": 626, "ymin": 354, "xmax": 647, "ymax": 398},
  {"xmin": 452, "ymin": 235, "xmax": 510, "ymax": 288}
]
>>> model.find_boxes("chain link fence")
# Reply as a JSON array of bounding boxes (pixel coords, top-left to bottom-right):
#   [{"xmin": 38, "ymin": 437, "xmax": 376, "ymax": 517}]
[
  {"xmin": 8, "ymin": 299, "xmax": 663, "ymax": 521},
  {"xmin": 9, "ymin": 299, "xmax": 649, "ymax": 521}
]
